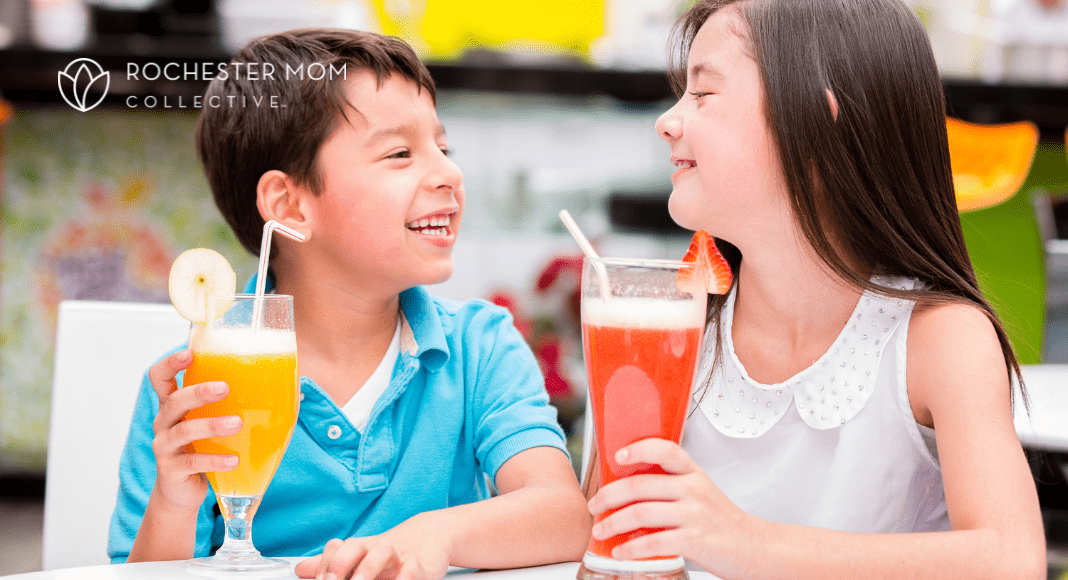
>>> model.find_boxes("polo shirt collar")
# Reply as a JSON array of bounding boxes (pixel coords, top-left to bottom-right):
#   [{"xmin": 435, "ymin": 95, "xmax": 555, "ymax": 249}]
[
  {"xmin": 242, "ymin": 271, "xmax": 275, "ymax": 294},
  {"xmin": 398, "ymin": 286, "xmax": 449, "ymax": 372},
  {"xmin": 241, "ymin": 274, "xmax": 449, "ymax": 371}
]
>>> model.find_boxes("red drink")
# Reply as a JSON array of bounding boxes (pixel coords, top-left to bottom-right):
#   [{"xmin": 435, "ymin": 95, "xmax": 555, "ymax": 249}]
[{"xmin": 582, "ymin": 295, "xmax": 705, "ymax": 560}]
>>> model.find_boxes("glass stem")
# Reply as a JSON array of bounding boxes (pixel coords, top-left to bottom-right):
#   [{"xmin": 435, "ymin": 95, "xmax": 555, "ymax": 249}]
[{"xmin": 216, "ymin": 495, "xmax": 262, "ymax": 558}]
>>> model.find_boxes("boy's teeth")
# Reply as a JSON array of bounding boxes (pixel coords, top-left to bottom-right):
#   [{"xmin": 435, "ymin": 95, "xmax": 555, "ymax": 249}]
[
  {"xmin": 408, "ymin": 225, "xmax": 449, "ymax": 236},
  {"xmin": 408, "ymin": 215, "xmax": 452, "ymax": 229}
]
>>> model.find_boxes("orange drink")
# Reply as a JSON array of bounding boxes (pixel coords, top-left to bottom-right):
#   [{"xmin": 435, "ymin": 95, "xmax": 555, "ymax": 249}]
[
  {"xmin": 579, "ymin": 259, "xmax": 705, "ymax": 580},
  {"xmin": 169, "ymin": 239, "xmax": 304, "ymax": 574},
  {"xmin": 184, "ymin": 327, "xmax": 298, "ymax": 498}
]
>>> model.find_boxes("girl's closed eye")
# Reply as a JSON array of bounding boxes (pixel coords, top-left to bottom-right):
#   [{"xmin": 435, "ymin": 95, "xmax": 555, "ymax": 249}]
[{"xmin": 689, "ymin": 91, "xmax": 714, "ymax": 99}]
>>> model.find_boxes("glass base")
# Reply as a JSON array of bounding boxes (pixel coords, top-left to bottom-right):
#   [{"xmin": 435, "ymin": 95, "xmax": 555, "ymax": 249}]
[
  {"xmin": 186, "ymin": 554, "xmax": 291, "ymax": 577},
  {"xmin": 578, "ymin": 552, "xmax": 689, "ymax": 580}
]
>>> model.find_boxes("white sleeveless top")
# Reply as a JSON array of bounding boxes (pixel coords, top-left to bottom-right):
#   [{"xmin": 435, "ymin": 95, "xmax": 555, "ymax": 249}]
[{"xmin": 682, "ymin": 275, "xmax": 950, "ymax": 535}]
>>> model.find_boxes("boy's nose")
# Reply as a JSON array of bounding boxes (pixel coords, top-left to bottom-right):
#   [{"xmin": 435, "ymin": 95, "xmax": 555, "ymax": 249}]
[
  {"xmin": 431, "ymin": 153, "xmax": 463, "ymax": 193},
  {"xmin": 655, "ymin": 101, "xmax": 683, "ymax": 142}
]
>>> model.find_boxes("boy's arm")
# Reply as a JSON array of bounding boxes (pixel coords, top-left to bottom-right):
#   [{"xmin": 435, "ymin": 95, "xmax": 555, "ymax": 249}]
[
  {"xmin": 446, "ymin": 304, "xmax": 592, "ymax": 566},
  {"xmin": 109, "ymin": 367, "xmax": 167, "ymax": 563},
  {"xmin": 295, "ymin": 305, "xmax": 591, "ymax": 579},
  {"xmin": 415, "ymin": 445, "xmax": 590, "ymax": 569},
  {"xmin": 297, "ymin": 447, "xmax": 590, "ymax": 580},
  {"xmin": 110, "ymin": 349, "xmax": 231, "ymax": 563}
]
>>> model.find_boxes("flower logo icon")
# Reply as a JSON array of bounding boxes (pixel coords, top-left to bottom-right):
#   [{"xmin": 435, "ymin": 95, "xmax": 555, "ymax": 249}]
[{"xmin": 58, "ymin": 58, "xmax": 110, "ymax": 112}]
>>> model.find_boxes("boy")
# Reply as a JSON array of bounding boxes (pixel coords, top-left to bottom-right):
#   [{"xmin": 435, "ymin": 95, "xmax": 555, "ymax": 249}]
[{"xmin": 109, "ymin": 29, "xmax": 591, "ymax": 580}]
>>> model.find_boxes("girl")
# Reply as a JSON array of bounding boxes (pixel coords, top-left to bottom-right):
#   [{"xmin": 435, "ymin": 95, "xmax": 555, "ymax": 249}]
[{"xmin": 585, "ymin": 1, "xmax": 1046, "ymax": 578}]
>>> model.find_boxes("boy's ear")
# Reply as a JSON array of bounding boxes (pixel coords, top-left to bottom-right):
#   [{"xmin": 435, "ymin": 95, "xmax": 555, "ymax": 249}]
[{"xmin": 256, "ymin": 170, "xmax": 313, "ymax": 241}]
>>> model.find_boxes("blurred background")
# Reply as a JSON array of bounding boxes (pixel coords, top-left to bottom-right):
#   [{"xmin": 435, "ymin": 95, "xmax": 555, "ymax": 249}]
[{"xmin": 0, "ymin": 0, "xmax": 1066, "ymax": 575}]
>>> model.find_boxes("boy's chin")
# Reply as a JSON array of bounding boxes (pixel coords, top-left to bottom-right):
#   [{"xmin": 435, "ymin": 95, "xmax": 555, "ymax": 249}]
[{"xmin": 420, "ymin": 262, "xmax": 454, "ymax": 286}]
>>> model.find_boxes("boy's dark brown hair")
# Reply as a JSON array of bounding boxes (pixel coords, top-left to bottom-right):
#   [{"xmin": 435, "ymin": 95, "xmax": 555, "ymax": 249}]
[
  {"xmin": 196, "ymin": 28, "xmax": 437, "ymax": 256},
  {"xmin": 669, "ymin": 0, "xmax": 1026, "ymax": 407}
]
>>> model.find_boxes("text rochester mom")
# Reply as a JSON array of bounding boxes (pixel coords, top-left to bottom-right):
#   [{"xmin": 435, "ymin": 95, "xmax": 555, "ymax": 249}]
[{"xmin": 125, "ymin": 61, "xmax": 348, "ymax": 109}]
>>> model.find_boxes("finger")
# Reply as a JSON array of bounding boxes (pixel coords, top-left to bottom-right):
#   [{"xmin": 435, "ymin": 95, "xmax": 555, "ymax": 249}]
[
  {"xmin": 294, "ymin": 554, "xmax": 321, "ymax": 578},
  {"xmin": 147, "ymin": 349, "xmax": 192, "ymax": 401},
  {"xmin": 324, "ymin": 539, "xmax": 369, "ymax": 580},
  {"xmin": 589, "ymin": 474, "xmax": 683, "ymax": 515},
  {"xmin": 155, "ymin": 381, "xmax": 229, "ymax": 431},
  {"xmin": 616, "ymin": 438, "xmax": 697, "ymax": 475},
  {"xmin": 317, "ymin": 538, "xmax": 345, "ymax": 580},
  {"xmin": 353, "ymin": 542, "xmax": 398, "ymax": 580},
  {"xmin": 156, "ymin": 452, "xmax": 237, "ymax": 479},
  {"xmin": 612, "ymin": 527, "xmax": 691, "ymax": 562},
  {"xmin": 394, "ymin": 558, "xmax": 425, "ymax": 580},
  {"xmin": 167, "ymin": 415, "xmax": 242, "ymax": 449},
  {"xmin": 592, "ymin": 500, "xmax": 683, "ymax": 541}
]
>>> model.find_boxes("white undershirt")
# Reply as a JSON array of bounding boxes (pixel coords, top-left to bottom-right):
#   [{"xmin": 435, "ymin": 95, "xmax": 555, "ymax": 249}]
[{"xmin": 340, "ymin": 319, "xmax": 401, "ymax": 434}]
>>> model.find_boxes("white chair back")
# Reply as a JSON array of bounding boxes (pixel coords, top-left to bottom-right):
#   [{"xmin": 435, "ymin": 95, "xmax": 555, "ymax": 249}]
[{"xmin": 43, "ymin": 301, "xmax": 189, "ymax": 570}]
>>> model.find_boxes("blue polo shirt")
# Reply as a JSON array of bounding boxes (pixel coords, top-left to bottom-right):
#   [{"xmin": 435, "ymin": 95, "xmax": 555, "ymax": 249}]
[{"xmin": 108, "ymin": 283, "xmax": 568, "ymax": 561}]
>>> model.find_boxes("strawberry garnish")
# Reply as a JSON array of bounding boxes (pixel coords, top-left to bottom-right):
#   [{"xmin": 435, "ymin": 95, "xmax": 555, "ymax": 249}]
[{"xmin": 680, "ymin": 230, "xmax": 733, "ymax": 295}]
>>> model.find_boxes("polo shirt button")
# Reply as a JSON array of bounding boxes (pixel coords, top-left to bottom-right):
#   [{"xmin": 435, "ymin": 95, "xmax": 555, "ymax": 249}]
[
  {"xmin": 299, "ymin": 392, "xmax": 305, "ymax": 401},
  {"xmin": 327, "ymin": 425, "xmax": 342, "ymax": 439}
]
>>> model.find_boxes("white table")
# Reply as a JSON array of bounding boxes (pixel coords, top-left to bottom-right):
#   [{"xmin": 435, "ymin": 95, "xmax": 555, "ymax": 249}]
[
  {"xmin": 1015, "ymin": 364, "xmax": 1068, "ymax": 450},
  {"xmin": 1, "ymin": 560, "xmax": 719, "ymax": 580}
]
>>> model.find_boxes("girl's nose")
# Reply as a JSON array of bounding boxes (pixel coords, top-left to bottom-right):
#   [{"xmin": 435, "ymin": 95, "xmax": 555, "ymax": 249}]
[{"xmin": 655, "ymin": 101, "xmax": 683, "ymax": 142}]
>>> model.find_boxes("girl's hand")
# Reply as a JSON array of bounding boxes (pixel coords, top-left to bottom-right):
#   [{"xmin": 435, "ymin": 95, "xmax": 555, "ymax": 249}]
[
  {"xmin": 587, "ymin": 438, "xmax": 764, "ymax": 578},
  {"xmin": 146, "ymin": 349, "xmax": 241, "ymax": 512},
  {"xmin": 294, "ymin": 516, "xmax": 451, "ymax": 580}
]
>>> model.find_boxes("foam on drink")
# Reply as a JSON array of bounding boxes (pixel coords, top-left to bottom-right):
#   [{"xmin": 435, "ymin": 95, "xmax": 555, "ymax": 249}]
[
  {"xmin": 191, "ymin": 327, "xmax": 296, "ymax": 356},
  {"xmin": 581, "ymin": 296, "xmax": 705, "ymax": 330}
]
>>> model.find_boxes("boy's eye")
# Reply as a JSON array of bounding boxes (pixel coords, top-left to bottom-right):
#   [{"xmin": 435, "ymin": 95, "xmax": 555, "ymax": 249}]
[
  {"xmin": 387, "ymin": 149, "xmax": 411, "ymax": 159},
  {"xmin": 439, "ymin": 147, "xmax": 451, "ymax": 157}
]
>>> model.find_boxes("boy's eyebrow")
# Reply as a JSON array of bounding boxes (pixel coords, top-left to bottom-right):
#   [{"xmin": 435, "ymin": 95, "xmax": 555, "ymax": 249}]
[{"xmin": 366, "ymin": 123, "xmax": 447, "ymax": 143}]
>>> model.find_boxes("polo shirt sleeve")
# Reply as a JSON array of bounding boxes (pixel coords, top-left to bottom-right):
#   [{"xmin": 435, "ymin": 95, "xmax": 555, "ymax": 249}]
[
  {"xmin": 468, "ymin": 304, "xmax": 569, "ymax": 483},
  {"xmin": 108, "ymin": 348, "xmax": 220, "ymax": 563}
]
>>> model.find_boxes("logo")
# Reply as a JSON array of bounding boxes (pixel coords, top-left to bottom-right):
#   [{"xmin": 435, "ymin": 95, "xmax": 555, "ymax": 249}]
[{"xmin": 58, "ymin": 58, "xmax": 110, "ymax": 112}]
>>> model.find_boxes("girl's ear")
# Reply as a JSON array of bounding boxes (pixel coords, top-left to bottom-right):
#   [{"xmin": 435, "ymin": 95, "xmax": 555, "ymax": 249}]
[
  {"xmin": 256, "ymin": 170, "xmax": 313, "ymax": 242},
  {"xmin": 826, "ymin": 88, "xmax": 839, "ymax": 121}
]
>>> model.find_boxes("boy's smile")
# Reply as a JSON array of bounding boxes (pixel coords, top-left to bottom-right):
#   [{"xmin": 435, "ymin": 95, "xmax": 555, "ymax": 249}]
[
  {"xmin": 302, "ymin": 70, "xmax": 465, "ymax": 292},
  {"xmin": 406, "ymin": 209, "xmax": 460, "ymax": 246}
]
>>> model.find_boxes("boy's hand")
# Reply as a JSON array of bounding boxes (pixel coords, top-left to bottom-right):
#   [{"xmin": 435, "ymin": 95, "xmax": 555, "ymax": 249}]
[
  {"xmin": 147, "ymin": 349, "xmax": 241, "ymax": 512},
  {"xmin": 294, "ymin": 515, "xmax": 451, "ymax": 580}
]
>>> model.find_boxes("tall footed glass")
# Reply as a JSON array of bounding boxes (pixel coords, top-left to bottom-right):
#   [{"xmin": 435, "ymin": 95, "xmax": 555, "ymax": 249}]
[
  {"xmin": 578, "ymin": 258, "xmax": 706, "ymax": 580},
  {"xmin": 182, "ymin": 295, "xmax": 299, "ymax": 575}
]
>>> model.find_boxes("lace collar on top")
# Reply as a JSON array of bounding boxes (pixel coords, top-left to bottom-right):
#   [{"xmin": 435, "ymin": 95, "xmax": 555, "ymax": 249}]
[{"xmin": 696, "ymin": 275, "xmax": 918, "ymax": 438}]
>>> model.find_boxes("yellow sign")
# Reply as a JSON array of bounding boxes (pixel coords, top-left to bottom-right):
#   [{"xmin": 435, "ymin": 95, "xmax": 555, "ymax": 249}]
[{"xmin": 371, "ymin": 0, "xmax": 605, "ymax": 61}]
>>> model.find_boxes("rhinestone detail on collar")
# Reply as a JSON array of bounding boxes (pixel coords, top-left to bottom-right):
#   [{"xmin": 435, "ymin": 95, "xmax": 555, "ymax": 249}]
[{"xmin": 696, "ymin": 276, "xmax": 917, "ymax": 438}]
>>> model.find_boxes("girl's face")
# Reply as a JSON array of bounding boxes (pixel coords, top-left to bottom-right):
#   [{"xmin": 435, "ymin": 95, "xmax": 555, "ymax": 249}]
[{"xmin": 656, "ymin": 7, "xmax": 791, "ymax": 245}]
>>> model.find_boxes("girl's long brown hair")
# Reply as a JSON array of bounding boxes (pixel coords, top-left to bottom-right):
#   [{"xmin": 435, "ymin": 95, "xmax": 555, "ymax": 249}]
[{"xmin": 670, "ymin": 0, "xmax": 1026, "ymax": 409}]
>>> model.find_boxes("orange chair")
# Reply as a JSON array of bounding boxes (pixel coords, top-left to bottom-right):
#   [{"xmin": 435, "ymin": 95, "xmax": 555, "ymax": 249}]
[
  {"xmin": 948, "ymin": 117, "xmax": 1045, "ymax": 363},
  {"xmin": 947, "ymin": 118, "xmax": 1039, "ymax": 212}
]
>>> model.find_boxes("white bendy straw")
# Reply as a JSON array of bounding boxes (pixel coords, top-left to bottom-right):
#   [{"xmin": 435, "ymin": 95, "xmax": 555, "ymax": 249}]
[
  {"xmin": 253, "ymin": 220, "xmax": 306, "ymax": 330},
  {"xmin": 558, "ymin": 210, "xmax": 610, "ymax": 301}
]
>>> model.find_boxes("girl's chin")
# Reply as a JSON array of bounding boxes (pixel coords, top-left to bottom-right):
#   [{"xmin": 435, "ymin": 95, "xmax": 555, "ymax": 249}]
[{"xmin": 667, "ymin": 198, "xmax": 702, "ymax": 232}]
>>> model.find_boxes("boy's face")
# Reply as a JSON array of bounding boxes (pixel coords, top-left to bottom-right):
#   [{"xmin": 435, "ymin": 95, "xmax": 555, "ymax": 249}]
[{"xmin": 305, "ymin": 72, "xmax": 463, "ymax": 291}]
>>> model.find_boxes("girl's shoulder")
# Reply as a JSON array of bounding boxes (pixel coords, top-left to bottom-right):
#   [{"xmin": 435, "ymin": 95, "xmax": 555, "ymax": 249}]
[
  {"xmin": 908, "ymin": 299, "xmax": 999, "ymax": 346},
  {"xmin": 905, "ymin": 299, "xmax": 1009, "ymax": 426}
]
